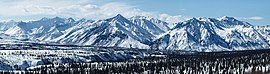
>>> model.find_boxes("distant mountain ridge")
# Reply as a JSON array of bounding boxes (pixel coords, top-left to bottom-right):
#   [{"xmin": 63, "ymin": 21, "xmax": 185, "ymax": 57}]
[
  {"xmin": 0, "ymin": 14, "xmax": 269, "ymax": 52},
  {"xmin": 153, "ymin": 17, "xmax": 269, "ymax": 51}
]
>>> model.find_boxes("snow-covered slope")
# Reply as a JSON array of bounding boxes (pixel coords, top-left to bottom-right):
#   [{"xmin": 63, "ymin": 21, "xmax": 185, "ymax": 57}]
[
  {"xmin": 129, "ymin": 16, "xmax": 170, "ymax": 36},
  {"xmin": 0, "ymin": 15, "xmax": 269, "ymax": 51},
  {"xmin": 0, "ymin": 33, "xmax": 39, "ymax": 44},
  {"xmin": 153, "ymin": 17, "xmax": 269, "ymax": 51},
  {"xmin": 255, "ymin": 25, "xmax": 270, "ymax": 44},
  {"xmin": 3, "ymin": 17, "xmax": 75, "ymax": 42},
  {"xmin": 55, "ymin": 14, "xmax": 154, "ymax": 49},
  {"xmin": 0, "ymin": 20, "xmax": 18, "ymax": 32},
  {"xmin": 0, "ymin": 49, "xmax": 148, "ymax": 70}
]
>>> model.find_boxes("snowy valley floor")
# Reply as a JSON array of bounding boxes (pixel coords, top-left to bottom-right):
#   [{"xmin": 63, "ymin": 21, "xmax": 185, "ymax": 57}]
[{"xmin": 0, "ymin": 45, "xmax": 270, "ymax": 74}]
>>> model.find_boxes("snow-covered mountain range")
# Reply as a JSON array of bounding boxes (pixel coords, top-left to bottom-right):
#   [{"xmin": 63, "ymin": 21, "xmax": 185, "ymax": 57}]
[{"xmin": 0, "ymin": 14, "xmax": 269, "ymax": 52}]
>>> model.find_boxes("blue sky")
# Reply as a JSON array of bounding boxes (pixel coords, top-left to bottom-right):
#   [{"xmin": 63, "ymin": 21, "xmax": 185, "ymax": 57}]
[{"xmin": 0, "ymin": 0, "xmax": 269, "ymax": 25}]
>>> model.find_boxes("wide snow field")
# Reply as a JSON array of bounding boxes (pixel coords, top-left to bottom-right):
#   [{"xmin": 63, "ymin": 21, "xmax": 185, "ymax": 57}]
[{"xmin": 0, "ymin": 49, "xmax": 146, "ymax": 70}]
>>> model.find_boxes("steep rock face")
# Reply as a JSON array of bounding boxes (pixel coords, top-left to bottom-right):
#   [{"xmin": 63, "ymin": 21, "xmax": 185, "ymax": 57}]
[{"xmin": 153, "ymin": 17, "xmax": 269, "ymax": 52}]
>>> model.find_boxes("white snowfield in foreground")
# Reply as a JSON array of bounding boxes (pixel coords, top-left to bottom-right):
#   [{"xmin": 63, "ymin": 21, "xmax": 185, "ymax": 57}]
[{"xmin": 0, "ymin": 50, "xmax": 149, "ymax": 70}]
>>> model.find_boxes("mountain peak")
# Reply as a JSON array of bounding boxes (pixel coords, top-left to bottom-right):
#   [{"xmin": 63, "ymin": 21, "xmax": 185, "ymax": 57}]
[
  {"xmin": 39, "ymin": 17, "xmax": 64, "ymax": 21},
  {"xmin": 67, "ymin": 17, "xmax": 75, "ymax": 22},
  {"xmin": 188, "ymin": 17, "xmax": 200, "ymax": 22},
  {"xmin": 115, "ymin": 14, "xmax": 125, "ymax": 19},
  {"xmin": 219, "ymin": 16, "xmax": 237, "ymax": 21},
  {"xmin": 106, "ymin": 14, "xmax": 128, "ymax": 22},
  {"xmin": 172, "ymin": 16, "xmax": 251, "ymax": 29},
  {"xmin": 5, "ymin": 20, "xmax": 17, "ymax": 23},
  {"xmin": 219, "ymin": 16, "xmax": 252, "ymax": 26},
  {"xmin": 52, "ymin": 16, "xmax": 63, "ymax": 20},
  {"xmin": 41, "ymin": 17, "xmax": 49, "ymax": 21}
]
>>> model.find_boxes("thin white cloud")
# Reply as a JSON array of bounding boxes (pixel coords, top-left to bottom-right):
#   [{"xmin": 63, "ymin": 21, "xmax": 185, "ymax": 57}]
[
  {"xmin": 0, "ymin": 0, "xmax": 186, "ymax": 23},
  {"xmin": 180, "ymin": 9, "xmax": 186, "ymax": 11},
  {"xmin": 243, "ymin": 16, "xmax": 264, "ymax": 21}
]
